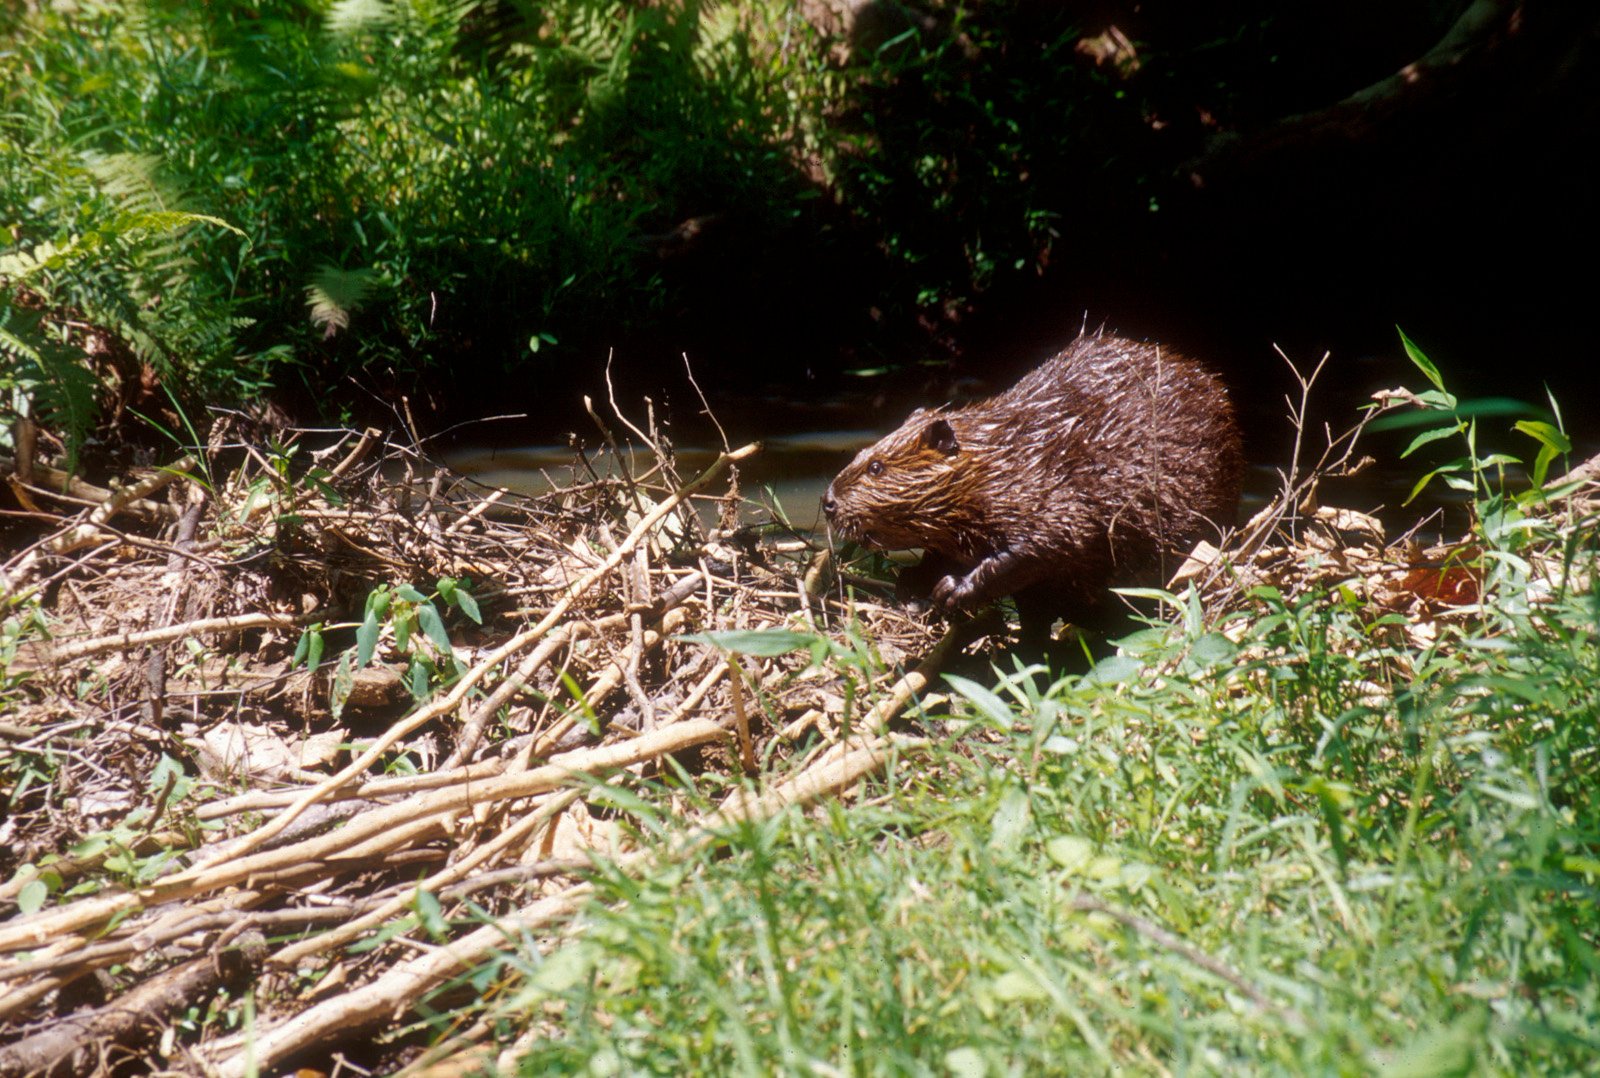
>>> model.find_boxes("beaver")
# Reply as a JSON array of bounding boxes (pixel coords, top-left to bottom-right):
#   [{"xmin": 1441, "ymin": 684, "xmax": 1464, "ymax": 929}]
[{"xmin": 822, "ymin": 333, "xmax": 1243, "ymax": 632}]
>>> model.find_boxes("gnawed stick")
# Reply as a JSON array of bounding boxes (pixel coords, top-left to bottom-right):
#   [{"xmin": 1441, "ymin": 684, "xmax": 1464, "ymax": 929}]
[
  {"xmin": 207, "ymin": 733, "xmax": 912, "ymax": 1078},
  {"xmin": 42, "ymin": 611, "xmax": 302, "ymax": 665},
  {"xmin": 0, "ymin": 455, "xmax": 176, "ymax": 520},
  {"xmin": 0, "ymin": 939, "xmax": 260, "ymax": 1078},
  {"xmin": 269, "ymin": 788, "xmax": 584, "ymax": 968},
  {"xmin": 0, "ymin": 456, "xmax": 197, "ymax": 602},
  {"xmin": 205, "ymin": 624, "xmax": 955, "ymax": 1075},
  {"xmin": 444, "ymin": 568, "xmax": 705, "ymax": 768},
  {"xmin": 0, "ymin": 720, "xmax": 728, "ymax": 954}
]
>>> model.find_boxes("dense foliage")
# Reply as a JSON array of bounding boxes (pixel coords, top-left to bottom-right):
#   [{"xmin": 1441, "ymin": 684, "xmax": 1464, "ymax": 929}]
[
  {"xmin": 2, "ymin": 1, "xmax": 835, "ymax": 445},
  {"xmin": 6, "ymin": 0, "xmax": 1490, "ymax": 463}
]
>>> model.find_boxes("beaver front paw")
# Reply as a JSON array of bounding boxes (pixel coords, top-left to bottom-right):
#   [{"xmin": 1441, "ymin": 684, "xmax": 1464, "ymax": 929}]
[{"xmin": 930, "ymin": 573, "xmax": 979, "ymax": 612}]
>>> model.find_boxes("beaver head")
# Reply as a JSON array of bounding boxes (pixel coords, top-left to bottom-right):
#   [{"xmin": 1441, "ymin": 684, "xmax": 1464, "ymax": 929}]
[{"xmin": 822, "ymin": 408, "xmax": 991, "ymax": 561}]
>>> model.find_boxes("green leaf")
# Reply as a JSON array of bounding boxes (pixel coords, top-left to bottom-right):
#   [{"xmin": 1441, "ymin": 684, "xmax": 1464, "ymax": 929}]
[
  {"xmin": 990, "ymin": 969, "xmax": 1050, "ymax": 1004},
  {"xmin": 1046, "ymin": 835, "xmax": 1095, "ymax": 873},
  {"xmin": 438, "ymin": 577, "xmax": 482, "ymax": 623},
  {"xmin": 945, "ymin": 674, "xmax": 1016, "ymax": 728},
  {"xmin": 532, "ymin": 941, "xmax": 599, "ymax": 994},
  {"xmin": 150, "ymin": 754, "xmax": 190, "ymax": 801},
  {"xmin": 1528, "ymin": 445, "xmax": 1559, "ymax": 492},
  {"xmin": 395, "ymin": 583, "xmax": 428, "ymax": 604},
  {"xmin": 356, "ymin": 607, "xmax": 381, "ymax": 668},
  {"xmin": 409, "ymin": 658, "xmax": 435, "ymax": 700},
  {"xmin": 680, "ymin": 629, "xmax": 820, "ymax": 656},
  {"xmin": 453, "ymin": 587, "xmax": 482, "ymax": 625},
  {"xmin": 944, "ymin": 1046, "xmax": 988, "ymax": 1076},
  {"xmin": 1562, "ymin": 855, "xmax": 1600, "ymax": 876},
  {"xmin": 17, "ymin": 878, "xmax": 49, "ymax": 915},
  {"xmin": 415, "ymin": 602, "xmax": 454, "ymax": 658},
  {"xmin": 409, "ymin": 658, "xmax": 432, "ymax": 701},
  {"xmin": 305, "ymin": 264, "xmax": 379, "ymax": 335},
  {"xmin": 1084, "ymin": 654, "xmax": 1142, "ymax": 686},
  {"xmin": 1186, "ymin": 631, "xmax": 1236, "ymax": 668},
  {"xmin": 367, "ymin": 587, "xmax": 392, "ymax": 618},
  {"xmin": 1397, "ymin": 326, "xmax": 1444, "ymax": 392},
  {"xmin": 1515, "ymin": 419, "xmax": 1571, "ymax": 489},
  {"xmin": 414, "ymin": 889, "xmax": 448, "ymax": 939},
  {"xmin": 988, "ymin": 788, "xmax": 1032, "ymax": 853},
  {"xmin": 1404, "ymin": 463, "xmax": 1469, "ymax": 506},
  {"xmin": 1401, "ymin": 424, "xmax": 1465, "ymax": 458},
  {"xmin": 70, "ymin": 834, "xmax": 112, "ymax": 860},
  {"xmin": 294, "ymin": 625, "xmax": 325, "ymax": 672}
]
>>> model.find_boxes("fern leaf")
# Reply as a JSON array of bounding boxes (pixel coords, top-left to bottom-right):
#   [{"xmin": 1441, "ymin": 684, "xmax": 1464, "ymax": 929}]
[
  {"xmin": 305, "ymin": 264, "xmax": 379, "ymax": 336},
  {"xmin": 326, "ymin": 0, "xmax": 396, "ymax": 36},
  {"xmin": 0, "ymin": 301, "xmax": 98, "ymax": 472},
  {"xmin": 82, "ymin": 152, "xmax": 174, "ymax": 216},
  {"xmin": 0, "ymin": 314, "xmax": 44, "ymax": 366},
  {"xmin": 116, "ymin": 210, "xmax": 250, "ymax": 243},
  {"xmin": 0, "ymin": 235, "xmax": 89, "ymax": 280}
]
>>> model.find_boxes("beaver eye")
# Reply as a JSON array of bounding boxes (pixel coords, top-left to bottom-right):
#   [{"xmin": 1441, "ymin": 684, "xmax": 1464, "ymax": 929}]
[{"xmin": 867, "ymin": 459, "xmax": 884, "ymax": 477}]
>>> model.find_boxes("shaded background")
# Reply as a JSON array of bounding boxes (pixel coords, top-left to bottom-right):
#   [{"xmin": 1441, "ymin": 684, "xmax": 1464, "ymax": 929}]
[
  {"xmin": 4, "ymin": 0, "xmax": 1596, "ymax": 468},
  {"xmin": 459, "ymin": 0, "xmax": 1599, "ymax": 467}
]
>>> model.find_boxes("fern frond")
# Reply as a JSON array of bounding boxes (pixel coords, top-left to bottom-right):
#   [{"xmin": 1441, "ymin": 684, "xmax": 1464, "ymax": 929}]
[
  {"xmin": 0, "ymin": 235, "xmax": 93, "ymax": 281},
  {"xmin": 82, "ymin": 152, "xmax": 175, "ymax": 216},
  {"xmin": 115, "ymin": 210, "xmax": 250, "ymax": 243},
  {"xmin": 0, "ymin": 213, "xmax": 246, "ymax": 284},
  {"xmin": 0, "ymin": 312, "xmax": 44, "ymax": 365},
  {"xmin": 0, "ymin": 301, "xmax": 98, "ymax": 472},
  {"xmin": 305, "ymin": 264, "xmax": 379, "ymax": 335},
  {"xmin": 326, "ymin": 0, "xmax": 397, "ymax": 36}
]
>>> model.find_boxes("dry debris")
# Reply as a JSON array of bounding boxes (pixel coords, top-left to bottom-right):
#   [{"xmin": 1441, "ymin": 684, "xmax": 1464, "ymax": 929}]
[{"xmin": 0, "ymin": 414, "xmax": 946, "ymax": 1075}]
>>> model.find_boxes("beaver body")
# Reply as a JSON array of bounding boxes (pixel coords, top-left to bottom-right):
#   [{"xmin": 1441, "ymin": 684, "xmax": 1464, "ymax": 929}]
[{"xmin": 823, "ymin": 334, "xmax": 1243, "ymax": 628}]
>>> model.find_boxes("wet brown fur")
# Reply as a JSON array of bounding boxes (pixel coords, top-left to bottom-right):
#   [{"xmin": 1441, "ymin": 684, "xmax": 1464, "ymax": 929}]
[{"xmin": 823, "ymin": 333, "xmax": 1244, "ymax": 627}]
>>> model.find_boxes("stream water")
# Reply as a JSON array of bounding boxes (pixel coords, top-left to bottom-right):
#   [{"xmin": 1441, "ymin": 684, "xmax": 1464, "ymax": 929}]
[
  {"xmin": 440, "ymin": 429, "xmax": 879, "ymax": 534},
  {"xmin": 440, "ymin": 433, "xmax": 1360, "ymax": 540}
]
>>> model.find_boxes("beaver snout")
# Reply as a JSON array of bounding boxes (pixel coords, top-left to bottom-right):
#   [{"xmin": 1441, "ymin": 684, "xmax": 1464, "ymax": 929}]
[{"xmin": 822, "ymin": 483, "xmax": 838, "ymax": 521}]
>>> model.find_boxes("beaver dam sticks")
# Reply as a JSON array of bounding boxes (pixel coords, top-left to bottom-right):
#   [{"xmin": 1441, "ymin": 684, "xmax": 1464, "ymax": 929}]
[{"xmin": 823, "ymin": 333, "xmax": 1244, "ymax": 633}]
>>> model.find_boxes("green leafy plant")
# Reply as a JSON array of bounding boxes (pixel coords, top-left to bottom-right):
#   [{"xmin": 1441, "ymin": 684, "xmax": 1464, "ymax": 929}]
[
  {"xmin": 684, "ymin": 621, "xmax": 890, "ymax": 741},
  {"xmin": 3, "ymin": 0, "xmax": 837, "ymax": 410},
  {"xmin": 326, "ymin": 577, "xmax": 483, "ymax": 716},
  {"xmin": 0, "ymin": 196, "xmax": 247, "ymax": 468},
  {"xmin": 1382, "ymin": 327, "xmax": 1572, "ymax": 506}
]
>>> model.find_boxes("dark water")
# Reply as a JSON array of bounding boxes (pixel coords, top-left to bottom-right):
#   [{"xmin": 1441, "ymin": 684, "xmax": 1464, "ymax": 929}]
[{"xmin": 441, "ymin": 429, "xmax": 877, "ymax": 534}]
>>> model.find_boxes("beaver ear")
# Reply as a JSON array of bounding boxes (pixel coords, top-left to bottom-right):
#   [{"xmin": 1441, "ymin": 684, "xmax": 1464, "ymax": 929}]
[{"xmin": 921, "ymin": 418, "xmax": 960, "ymax": 455}]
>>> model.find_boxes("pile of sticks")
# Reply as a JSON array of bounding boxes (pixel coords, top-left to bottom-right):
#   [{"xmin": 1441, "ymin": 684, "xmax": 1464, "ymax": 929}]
[{"xmin": 0, "ymin": 421, "xmax": 940, "ymax": 1075}]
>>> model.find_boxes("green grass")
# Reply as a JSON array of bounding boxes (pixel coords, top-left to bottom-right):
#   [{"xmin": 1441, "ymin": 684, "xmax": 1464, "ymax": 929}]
[{"xmin": 469, "ymin": 522, "xmax": 1600, "ymax": 1074}]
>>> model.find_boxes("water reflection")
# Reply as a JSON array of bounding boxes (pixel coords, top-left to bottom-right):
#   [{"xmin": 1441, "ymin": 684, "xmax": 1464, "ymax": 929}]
[{"xmin": 441, "ymin": 430, "xmax": 884, "ymax": 532}]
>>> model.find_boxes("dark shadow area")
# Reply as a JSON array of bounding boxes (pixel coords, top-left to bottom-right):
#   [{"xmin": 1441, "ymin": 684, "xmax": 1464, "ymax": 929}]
[{"xmin": 432, "ymin": 2, "xmax": 1600, "ymax": 472}]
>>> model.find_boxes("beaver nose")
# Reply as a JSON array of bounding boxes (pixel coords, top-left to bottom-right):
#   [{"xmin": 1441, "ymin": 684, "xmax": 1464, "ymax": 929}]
[{"xmin": 822, "ymin": 484, "xmax": 837, "ymax": 519}]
